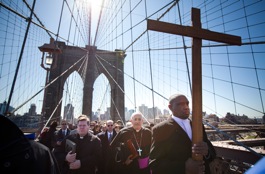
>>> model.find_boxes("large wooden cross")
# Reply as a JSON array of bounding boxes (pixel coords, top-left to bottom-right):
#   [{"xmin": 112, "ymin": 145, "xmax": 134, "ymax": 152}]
[{"xmin": 147, "ymin": 8, "xmax": 241, "ymax": 160}]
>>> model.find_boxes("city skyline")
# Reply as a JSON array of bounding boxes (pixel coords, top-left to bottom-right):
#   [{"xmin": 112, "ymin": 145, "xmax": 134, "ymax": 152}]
[
  {"xmin": 0, "ymin": 0, "xmax": 264, "ymax": 124},
  {"xmin": 1, "ymin": 99, "xmax": 263, "ymax": 122},
  {"xmin": 4, "ymin": 101, "xmax": 263, "ymax": 129}
]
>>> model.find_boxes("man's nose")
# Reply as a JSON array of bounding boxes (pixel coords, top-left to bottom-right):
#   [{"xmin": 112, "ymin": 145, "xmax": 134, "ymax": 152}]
[{"xmin": 184, "ymin": 104, "xmax": 189, "ymax": 108}]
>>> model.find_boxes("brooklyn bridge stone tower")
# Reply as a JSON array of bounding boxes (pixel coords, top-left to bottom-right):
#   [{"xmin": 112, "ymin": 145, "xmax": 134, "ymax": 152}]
[{"xmin": 39, "ymin": 39, "xmax": 126, "ymax": 124}]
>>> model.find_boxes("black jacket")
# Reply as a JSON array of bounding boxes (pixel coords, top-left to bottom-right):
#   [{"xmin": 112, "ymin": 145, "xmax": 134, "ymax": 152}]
[
  {"xmin": 64, "ymin": 132, "xmax": 102, "ymax": 174},
  {"xmin": 97, "ymin": 131, "xmax": 117, "ymax": 174},
  {"xmin": 149, "ymin": 117, "xmax": 216, "ymax": 174},
  {"xmin": 110, "ymin": 127, "xmax": 152, "ymax": 174},
  {"xmin": 0, "ymin": 115, "xmax": 60, "ymax": 174},
  {"xmin": 53, "ymin": 128, "xmax": 71, "ymax": 153}
]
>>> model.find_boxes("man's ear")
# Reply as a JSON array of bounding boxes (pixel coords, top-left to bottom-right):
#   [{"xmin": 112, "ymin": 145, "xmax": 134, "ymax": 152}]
[{"xmin": 168, "ymin": 104, "xmax": 172, "ymax": 110}]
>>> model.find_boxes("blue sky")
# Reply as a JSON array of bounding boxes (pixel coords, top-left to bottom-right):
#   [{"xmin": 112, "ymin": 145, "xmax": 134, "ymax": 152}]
[{"xmin": 0, "ymin": 0, "xmax": 264, "ymax": 120}]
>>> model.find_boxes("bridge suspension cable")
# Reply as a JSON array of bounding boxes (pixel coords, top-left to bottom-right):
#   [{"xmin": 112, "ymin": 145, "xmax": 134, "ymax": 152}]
[
  {"xmin": 9, "ymin": 53, "xmax": 87, "ymax": 115},
  {"xmin": 1, "ymin": 0, "xmax": 265, "ymax": 137}
]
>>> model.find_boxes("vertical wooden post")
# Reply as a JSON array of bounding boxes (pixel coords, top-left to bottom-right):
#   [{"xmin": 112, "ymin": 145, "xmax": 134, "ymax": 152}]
[
  {"xmin": 147, "ymin": 6, "xmax": 241, "ymax": 162},
  {"xmin": 191, "ymin": 8, "xmax": 203, "ymax": 161}
]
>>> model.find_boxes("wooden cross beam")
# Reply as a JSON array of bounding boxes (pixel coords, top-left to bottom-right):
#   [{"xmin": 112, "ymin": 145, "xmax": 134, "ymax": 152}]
[{"xmin": 147, "ymin": 8, "xmax": 241, "ymax": 161}]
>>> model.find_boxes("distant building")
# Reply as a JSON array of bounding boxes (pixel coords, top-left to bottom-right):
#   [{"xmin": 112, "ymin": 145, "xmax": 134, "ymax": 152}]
[
  {"xmin": 163, "ymin": 109, "xmax": 170, "ymax": 116},
  {"xmin": 124, "ymin": 107, "xmax": 129, "ymax": 121},
  {"xmin": 204, "ymin": 113, "xmax": 219, "ymax": 127},
  {"xmin": 128, "ymin": 109, "xmax": 135, "ymax": 118},
  {"xmin": 64, "ymin": 104, "xmax": 74, "ymax": 123},
  {"xmin": 139, "ymin": 104, "xmax": 148, "ymax": 118},
  {"xmin": 93, "ymin": 110, "xmax": 99, "ymax": 121},
  {"xmin": 28, "ymin": 103, "xmax": 37, "ymax": 116},
  {"xmin": 225, "ymin": 112, "xmax": 258, "ymax": 124},
  {"xmin": 204, "ymin": 114, "xmax": 219, "ymax": 122},
  {"xmin": 8, "ymin": 104, "xmax": 41, "ymax": 129},
  {"xmin": 0, "ymin": 101, "xmax": 15, "ymax": 115},
  {"xmin": 148, "ymin": 107, "xmax": 162, "ymax": 119},
  {"xmin": 106, "ymin": 107, "xmax": 110, "ymax": 120}
]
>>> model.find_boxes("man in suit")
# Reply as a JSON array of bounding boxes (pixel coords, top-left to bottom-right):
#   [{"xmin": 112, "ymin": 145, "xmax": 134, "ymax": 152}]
[
  {"xmin": 53, "ymin": 119, "xmax": 71, "ymax": 173},
  {"xmin": 97, "ymin": 120, "xmax": 117, "ymax": 174},
  {"xmin": 149, "ymin": 94, "xmax": 216, "ymax": 174}
]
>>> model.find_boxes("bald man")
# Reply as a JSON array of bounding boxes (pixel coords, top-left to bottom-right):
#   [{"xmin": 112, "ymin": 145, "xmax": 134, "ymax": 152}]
[{"xmin": 149, "ymin": 94, "xmax": 216, "ymax": 174}]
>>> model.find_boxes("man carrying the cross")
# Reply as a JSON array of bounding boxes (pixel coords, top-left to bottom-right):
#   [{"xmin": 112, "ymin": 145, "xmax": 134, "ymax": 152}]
[
  {"xmin": 149, "ymin": 94, "xmax": 216, "ymax": 174},
  {"xmin": 110, "ymin": 112, "xmax": 152, "ymax": 174}
]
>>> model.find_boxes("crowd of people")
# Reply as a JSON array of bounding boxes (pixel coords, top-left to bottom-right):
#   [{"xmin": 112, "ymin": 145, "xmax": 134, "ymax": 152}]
[{"xmin": 2, "ymin": 93, "xmax": 217, "ymax": 174}]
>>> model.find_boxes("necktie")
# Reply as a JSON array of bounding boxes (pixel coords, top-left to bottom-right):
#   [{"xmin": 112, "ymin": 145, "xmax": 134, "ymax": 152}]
[{"xmin": 108, "ymin": 133, "xmax": 112, "ymax": 142}]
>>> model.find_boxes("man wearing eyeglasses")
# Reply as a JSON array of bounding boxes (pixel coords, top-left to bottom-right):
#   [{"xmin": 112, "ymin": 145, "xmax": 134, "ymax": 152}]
[
  {"xmin": 53, "ymin": 120, "xmax": 71, "ymax": 173},
  {"xmin": 97, "ymin": 120, "xmax": 117, "ymax": 174}
]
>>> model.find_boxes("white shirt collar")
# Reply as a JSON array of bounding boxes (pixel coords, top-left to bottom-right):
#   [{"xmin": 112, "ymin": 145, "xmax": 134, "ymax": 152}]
[
  {"xmin": 172, "ymin": 115, "xmax": 189, "ymax": 122},
  {"xmin": 108, "ymin": 131, "xmax": 113, "ymax": 135},
  {"xmin": 172, "ymin": 115, "xmax": 192, "ymax": 140}
]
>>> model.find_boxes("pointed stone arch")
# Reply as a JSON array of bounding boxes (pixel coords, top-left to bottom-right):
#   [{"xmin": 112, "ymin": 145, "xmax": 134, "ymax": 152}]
[
  {"xmin": 43, "ymin": 41, "xmax": 125, "ymax": 124},
  {"xmin": 62, "ymin": 71, "xmax": 84, "ymax": 123}
]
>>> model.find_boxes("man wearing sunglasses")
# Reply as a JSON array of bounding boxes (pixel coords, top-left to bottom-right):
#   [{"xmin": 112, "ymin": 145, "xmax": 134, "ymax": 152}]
[
  {"xmin": 53, "ymin": 120, "xmax": 71, "ymax": 173},
  {"xmin": 97, "ymin": 120, "xmax": 117, "ymax": 174}
]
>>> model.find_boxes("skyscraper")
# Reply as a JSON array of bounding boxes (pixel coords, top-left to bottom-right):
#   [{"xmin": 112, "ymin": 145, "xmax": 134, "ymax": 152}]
[
  {"xmin": 64, "ymin": 104, "xmax": 74, "ymax": 123},
  {"xmin": 0, "ymin": 101, "xmax": 15, "ymax": 115},
  {"xmin": 28, "ymin": 104, "xmax": 37, "ymax": 116}
]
